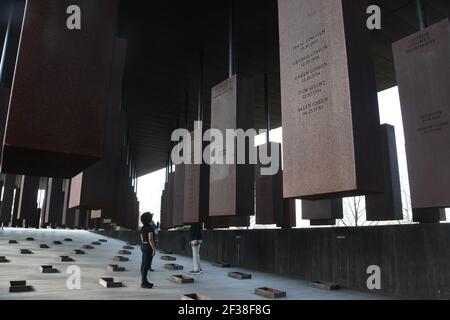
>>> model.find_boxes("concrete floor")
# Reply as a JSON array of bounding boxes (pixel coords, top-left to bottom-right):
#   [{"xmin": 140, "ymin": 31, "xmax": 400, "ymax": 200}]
[{"xmin": 0, "ymin": 228, "xmax": 392, "ymax": 300}]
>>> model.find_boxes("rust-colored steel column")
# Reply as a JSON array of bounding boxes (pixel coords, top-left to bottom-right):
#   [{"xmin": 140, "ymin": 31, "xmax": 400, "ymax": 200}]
[
  {"xmin": 1, "ymin": 0, "xmax": 119, "ymax": 178},
  {"xmin": 17, "ymin": 175, "xmax": 40, "ymax": 228},
  {"xmin": 44, "ymin": 178, "xmax": 64, "ymax": 228},
  {"xmin": 0, "ymin": 174, "xmax": 15, "ymax": 225}
]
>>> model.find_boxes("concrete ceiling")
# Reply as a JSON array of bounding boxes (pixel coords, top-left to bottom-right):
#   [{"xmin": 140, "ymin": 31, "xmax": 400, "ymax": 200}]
[{"xmin": 119, "ymin": 0, "xmax": 450, "ymax": 176}]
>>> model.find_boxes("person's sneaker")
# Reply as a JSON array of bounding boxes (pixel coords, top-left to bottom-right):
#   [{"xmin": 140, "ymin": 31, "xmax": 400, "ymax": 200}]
[
  {"xmin": 197, "ymin": 270, "xmax": 204, "ymax": 274},
  {"xmin": 149, "ymin": 268, "xmax": 155, "ymax": 272},
  {"xmin": 189, "ymin": 270, "xmax": 199, "ymax": 275},
  {"xmin": 141, "ymin": 282, "xmax": 153, "ymax": 289}
]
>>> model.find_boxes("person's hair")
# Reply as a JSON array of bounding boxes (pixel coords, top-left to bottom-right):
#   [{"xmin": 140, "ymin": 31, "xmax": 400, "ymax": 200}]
[{"xmin": 141, "ymin": 212, "xmax": 153, "ymax": 225}]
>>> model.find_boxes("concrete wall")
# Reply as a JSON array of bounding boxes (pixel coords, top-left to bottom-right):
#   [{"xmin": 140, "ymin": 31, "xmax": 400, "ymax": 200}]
[{"xmin": 97, "ymin": 224, "xmax": 450, "ymax": 299}]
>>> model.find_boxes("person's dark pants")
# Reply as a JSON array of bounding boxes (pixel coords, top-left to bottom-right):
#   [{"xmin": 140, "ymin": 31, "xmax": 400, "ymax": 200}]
[{"xmin": 141, "ymin": 243, "xmax": 153, "ymax": 284}]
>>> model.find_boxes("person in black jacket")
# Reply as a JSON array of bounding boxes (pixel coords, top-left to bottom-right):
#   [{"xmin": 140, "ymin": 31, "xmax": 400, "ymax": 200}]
[{"xmin": 140, "ymin": 212, "xmax": 156, "ymax": 289}]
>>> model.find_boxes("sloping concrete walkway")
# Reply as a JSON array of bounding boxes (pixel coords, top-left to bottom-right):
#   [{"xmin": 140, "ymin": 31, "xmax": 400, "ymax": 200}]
[{"xmin": 0, "ymin": 228, "xmax": 391, "ymax": 300}]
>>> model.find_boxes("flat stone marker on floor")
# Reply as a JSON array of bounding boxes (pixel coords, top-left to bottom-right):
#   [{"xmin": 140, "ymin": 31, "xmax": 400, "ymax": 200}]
[
  {"xmin": 122, "ymin": 245, "xmax": 134, "ymax": 250},
  {"xmin": 160, "ymin": 250, "xmax": 173, "ymax": 254},
  {"xmin": 228, "ymin": 272, "xmax": 252, "ymax": 280},
  {"xmin": 99, "ymin": 277, "xmax": 123, "ymax": 288},
  {"xmin": 212, "ymin": 261, "xmax": 231, "ymax": 268},
  {"xmin": 39, "ymin": 244, "xmax": 50, "ymax": 249},
  {"xmin": 9, "ymin": 281, "xmax": 33, "ymax": 293},
  {"xmin": 53, "ymin": 241, "xmax": 62, "ymax": 245},
  {"xmin": 0, "ymin": 256, "xmax": 10, "ymax": 263},
  {"xmin": 164, "ymin": 263, "xmax": 183, "ymax": 270},
  {"xmin": 255, "ymin": 287, "xmax": 286, "ymax": 299},
  {"xmin": 26, "ymin": 237, "xmax": 34, "ymax": 241},
  {"xmin": 107, "ymin": 264, "xmax": 126, "ymax": 272},
  {"xmin": 64, "ymin": 238, "xmax": 73, "ymax": 242},
  {"xmin": 170, "ymin": 275, "xmax": 194, "ymax": 284},
  {"xmin": 91, "ymin": 242, "xmax": 101, "ymax": 245},
  {"xmin": 181, "ymin": 293, "xmax": 211, "ymax": 300},
  {"xmin": 73, "ymin": 249, "xmax": 86, "ymax": 255},
  {"xmin": 82, "ymin": 245, "xmax": 94, "ymax": 249},
  {"xmin": 161, "ymin": 255, "xmax": 176, "ymax": 261},
  {"xmin": 40, "ymin": 265, "xmax": 58, "ymax": 273},
  {"xmin": 118, "ymin": 250, "xmax": 131, "ymax": 255},
  {"xmin": 99, "ymin": 239, "xmax": 107, "ymax": 242},
  {"xmin": 127, "ymin": 242, "xmax": 137, "ymax": 246},
  {"xmin": 20, "ymin": 249, "xmax": 33, "ymax": 254},
  {"xmin": 60, "ymin": 256, "xmax": 75, "ymax": 262},
  {"xmin": 113, "ymin": 256, "xmax": 129, "ymax": 262},
  {"xmin": 8, "ymin": 240, "xmax": 19, "ymax": 244},
  {"xmin": 311, "ymin": 281, "xmax": 340, "ymax": 291}
]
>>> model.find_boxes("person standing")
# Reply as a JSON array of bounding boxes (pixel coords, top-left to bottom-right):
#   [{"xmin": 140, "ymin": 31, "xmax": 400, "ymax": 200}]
[
  {"xmin": 151, "ymin": 219, "xmax": 158, "ymax": 242},
  {"xmin": 189, "ymin": 223, "xmax": 203, "ymax": 275},
  {"xmin": 140, "ymin": 212, "xmax": 156, "ymax": 289}
]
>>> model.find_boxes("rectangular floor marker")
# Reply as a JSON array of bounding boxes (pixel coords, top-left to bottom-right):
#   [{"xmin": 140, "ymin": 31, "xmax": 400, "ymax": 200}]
[
  {"xmin": 82, "ymin": 245, "xmax": 94, "ymax": 249},
  {"xmin": 39, "ymin": 244, "xmax": 50, "ymax": 249},
  {"xmin": 9, "ymin": 281, "xmax": 33, "ymax": 293},
  {"xmin": 113, "ymin": 256, "xmax": 129, "ymax": 262},
  {"xmin": 212, "ymin": 262, "xmax": 231, "ymax": 268},
  {"xmin": 91, "ymin": 242, "xmax": 101, "ymax": 245},
  {"xmin": 164, "ymin": 263, "xmax": 183, "ymax": 270},
  {"xmin": 118, "ymin": 250, "xmax": 131, "ymax": 255},
  {"xmin": 99, "ymin": 239, "xmax": 107, "ymax": 242},
  {"xmin": 0, "ymin": 256, "xmax": 10, "ymax": 263},
  {"xmin": 228, "ymin": 272, "xmax": 252, "ymax": 280},
  {"xmin": 123, "ymin": 246, "xmax": 134, "ymax": 250},
  {"xmin": 255, "ymin": 287, "xmax": 286, "ymax": 299},
  {"xmin": 73, "ymin": 249, "xmax": 86, "ymax": 254},
  {"xmin": 99, "ymin": 278, "xmax": 123, "ymax": 288},
  {"xmin": 170, "ymin": 275, "xmax": 194, "ymax": 284},
  {"xmin": 26, "ymin": 237, "xmax": 34, "ymax": 241},
  {"xmin": 53, "ymin": 241, "xmax": 62, "ymax": 245},
  {"xmin": 20, "ymin": 249, "xmax": 33, "ymax": 254},
  {"xmin": 161, "ymin": 255, "xmax": 176, "ymax": 261},
  {"xmin": 60, "ymin": 256, "xmax": 75, "ymax": 262},
  {"xmin": 40, "ymin": 265, "xmax": 59, "ymax": 273},
  {"xmin": 311, "ymin": 281, "xmax": 340, "ymax": 291},
  {"xmin": 106, "ymin": 264, "xmax": 126, "ymax": 272},
  {"xmin": 181, "ymin": 293, "xmax": 211, "ymax": 300},
  {"xmin": 8, "ymin": 240, "xmax": 19, "ymax": 244},
  {"xmin": 64, "ymin": 238, "xmax": 73, "ymax": 242},
  {"xmin": 160, "ymin": 250, "xmax": 173, "ymax": 254}
]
